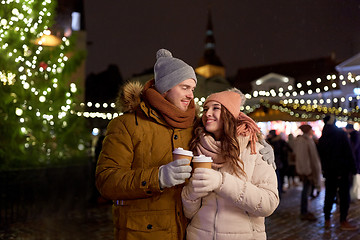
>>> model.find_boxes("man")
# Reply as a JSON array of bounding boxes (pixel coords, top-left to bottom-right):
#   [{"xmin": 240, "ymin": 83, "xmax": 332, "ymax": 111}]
[
  {"xmin": 96, "ymin": 49, "xmax": 275, "ymax": 240},
  {"xmin": 317, "ymin": 115, "xmax": 357, "ymax": 231},
  {"xmin": 267, "ymin": 129, "xmax": 289, "ymax": 199},
  {"xmin": 294, "ymin": 124, "xmax": 322, "ymax": 221}
]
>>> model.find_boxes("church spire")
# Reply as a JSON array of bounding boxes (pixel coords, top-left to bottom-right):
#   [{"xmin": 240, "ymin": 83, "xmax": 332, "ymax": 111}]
[
  {"xmin": 196, "ymin": 8, "xmax": 225, "ymax": 78},
  {"xmin": 205, "ymin": 10, "xmax": 215, "ymax": 51}
]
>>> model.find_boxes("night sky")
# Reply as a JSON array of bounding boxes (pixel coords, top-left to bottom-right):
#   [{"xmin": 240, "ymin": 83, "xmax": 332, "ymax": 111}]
[{"xmin": 84, "ymin": 0, "xmax": 360, "ymax": 80}]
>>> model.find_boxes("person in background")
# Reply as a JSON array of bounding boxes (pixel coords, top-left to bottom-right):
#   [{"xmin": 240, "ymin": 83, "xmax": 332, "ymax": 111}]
[
  {"xmin": 95, "ymin": 49, "xmax": 276, "ymax": 240},
  {"xmin": 181, "ymin": 88, "xmax": 279, "ymax": 240},
  {"xmin": 286, "ymin": 133, "xmax": 297, "ymax": 188},
  {"xmin": 267, "ymin": 129, "xmax": 289, "ymax": 198},
  {"xmin": 317, "ymin": 115, "xmax": 358, "ymax": 231},
  {"xmin": 293, "ymin": 124, "xmax": 322, "ymax": 221},
  {"xmin": 91, "ymin": 129, "xmax": 109, "ymax": 204},
  {"xmin": 345, "ymin": 123, "xmax": 360, "ymax": 201},
  {"xmin": 345, "ymin": 123, "xmax": 360, "ymax": 175}
]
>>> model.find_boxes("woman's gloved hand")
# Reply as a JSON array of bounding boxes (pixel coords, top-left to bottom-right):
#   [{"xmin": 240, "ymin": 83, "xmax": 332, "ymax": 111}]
[
  {"xmin": 182, "ymin": 180, "xmax": 209, "ymax": 201},
  {"xmin": 191, "ymin": 168, "xmax": 223, "ymax": 192},
  {"xmin": 259, "ymin": 139, "xmax": 276, "ymax": 170}
]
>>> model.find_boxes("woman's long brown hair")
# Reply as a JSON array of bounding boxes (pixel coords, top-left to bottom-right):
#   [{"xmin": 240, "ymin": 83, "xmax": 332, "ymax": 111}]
[{"xmin": 190, "ymin": 106, "xmax": 246, "ymax": 177}]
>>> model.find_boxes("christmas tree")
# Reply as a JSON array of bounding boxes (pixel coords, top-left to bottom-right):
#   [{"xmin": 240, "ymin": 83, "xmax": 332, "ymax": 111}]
[{"xmin": 0, "ymin": 0, "xmax": 89, "ymax": 169}]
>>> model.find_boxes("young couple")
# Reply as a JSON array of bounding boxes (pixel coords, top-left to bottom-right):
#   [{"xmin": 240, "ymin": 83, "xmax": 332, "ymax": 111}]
[{"xmin": 96, "ymin": 49, "xmax": 279, "ymax": 240}]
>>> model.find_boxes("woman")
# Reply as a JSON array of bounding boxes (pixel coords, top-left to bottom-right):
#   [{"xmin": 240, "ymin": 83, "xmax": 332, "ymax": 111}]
[
  {"xmin": 293, "ymin": 124, "xmax": 322, "ymax": 221},
  {"xmin": 181, "ymin": 88, "xmax": 279, "ymax": 240}
]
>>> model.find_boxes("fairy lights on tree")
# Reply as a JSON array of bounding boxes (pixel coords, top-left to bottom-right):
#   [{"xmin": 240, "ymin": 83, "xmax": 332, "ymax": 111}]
[{"xmin": 0, "ymin": 0, "xmax": 88, "ymax": 169}]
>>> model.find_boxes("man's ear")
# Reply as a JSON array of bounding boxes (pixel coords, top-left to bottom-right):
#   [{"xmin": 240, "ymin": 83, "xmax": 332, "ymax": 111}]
[{"xmin": 162, "ymin": 89, "xmax": 170, "ymax": 97}]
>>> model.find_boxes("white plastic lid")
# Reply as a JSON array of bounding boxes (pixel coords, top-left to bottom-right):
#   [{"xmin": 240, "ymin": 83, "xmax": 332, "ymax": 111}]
[
  {"xmin": 192, "ymin": 155, "xmax": 213, "ymax": 162},
  {"xmin": 172, "ymin": 147, "xmax": 193, "ymax": 157}
]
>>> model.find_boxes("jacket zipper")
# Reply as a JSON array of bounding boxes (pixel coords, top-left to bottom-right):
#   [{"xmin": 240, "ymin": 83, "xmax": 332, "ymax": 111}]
[{"xmin": 214, "ymin": 194, "xmax": 218, "ymax": 240}]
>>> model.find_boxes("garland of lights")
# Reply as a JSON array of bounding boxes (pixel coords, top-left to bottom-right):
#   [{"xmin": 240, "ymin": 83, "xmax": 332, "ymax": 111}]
[
  {"xmin": 79, "ymin": 81, "xmax": 360, "ymax": 122},
  {"xmin": 245, "ymin": 73, "xmax": 360, "ymax": 104},
  {"xmin": 77, "ymin": 72, "xmax": 360, "ymax": 121},
  {"xmin": 246, "ymin": 100, "xmax": 360, "ymax": 122}
]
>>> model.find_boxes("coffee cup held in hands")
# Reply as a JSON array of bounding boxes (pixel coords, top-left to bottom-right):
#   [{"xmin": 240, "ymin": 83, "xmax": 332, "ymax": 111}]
[
  {"xmin": 172, "ymin": 148, "xmax": 193, "ymax": 165},
  {"xmin": 192, "ymin": 155, "xmax": 213, "ymax": 169}
]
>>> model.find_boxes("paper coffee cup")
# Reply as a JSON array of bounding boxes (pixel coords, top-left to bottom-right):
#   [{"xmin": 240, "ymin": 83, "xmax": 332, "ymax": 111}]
[
  {"xmin": 192, "ymin": 155, "xmax": 213, "ymax": 169},
  {"xmin": 172, "ymin": 148, "xmax": 193, "ymax": 165}
]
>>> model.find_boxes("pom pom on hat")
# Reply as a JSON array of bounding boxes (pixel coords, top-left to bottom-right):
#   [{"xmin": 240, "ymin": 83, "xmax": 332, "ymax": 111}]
[
  {"xmin": 154, "ymin": 48, "xmax": 197, "ymax": 94},
  {"xmin": 156, "ymin": 49, "xmax": 172, "ymax": 59}
]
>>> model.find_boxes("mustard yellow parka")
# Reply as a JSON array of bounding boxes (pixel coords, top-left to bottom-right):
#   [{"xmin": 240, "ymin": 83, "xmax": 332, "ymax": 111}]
[{"xmin": 96, "ymin": 81, "xmax": 193, "ymax": 240}]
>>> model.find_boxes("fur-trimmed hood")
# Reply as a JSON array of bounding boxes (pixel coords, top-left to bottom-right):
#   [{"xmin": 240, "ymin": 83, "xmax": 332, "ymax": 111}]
[{"xmin": 115, "ymin": 81, "xmax": 144, "ymax": 113}]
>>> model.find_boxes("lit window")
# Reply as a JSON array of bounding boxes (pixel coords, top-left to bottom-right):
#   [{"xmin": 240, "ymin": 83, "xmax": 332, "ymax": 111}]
[{"xmin": 71, "ymin": 12, "xmax": 81, "ymax": 31}]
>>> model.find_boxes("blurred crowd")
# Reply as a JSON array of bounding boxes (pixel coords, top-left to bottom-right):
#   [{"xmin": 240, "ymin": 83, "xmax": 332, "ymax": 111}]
[{"xmin": 266, "ymin": 116, "xmax": 360, "ymax": 231}]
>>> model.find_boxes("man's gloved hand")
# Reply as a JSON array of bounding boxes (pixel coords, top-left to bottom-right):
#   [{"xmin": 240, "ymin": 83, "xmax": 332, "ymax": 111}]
[
  {"xmin": 191, "ymin": 168, "xmax": 222, "ymax": 192},
  {"xmin": 182, "ymin": 181, "xmax": 209, "ymax": 201},
  {"xmin": 259, "ymin": 139, "xmax": 276, "ymax": 170},
  {"xmin": 159, "ymin": 159, "xmax": 192, "ymax": 189}
]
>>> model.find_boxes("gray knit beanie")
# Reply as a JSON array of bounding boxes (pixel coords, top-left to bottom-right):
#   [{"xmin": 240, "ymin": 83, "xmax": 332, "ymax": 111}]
[{"xmin": 154, "ymin": 49, "xmax": 197, "ymax": 94}]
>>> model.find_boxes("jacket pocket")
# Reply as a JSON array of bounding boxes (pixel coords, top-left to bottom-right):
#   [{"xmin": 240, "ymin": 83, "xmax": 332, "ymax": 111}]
[{"xmin": 125, "ymin": 210, "xmax": 172, "ymax": 232}]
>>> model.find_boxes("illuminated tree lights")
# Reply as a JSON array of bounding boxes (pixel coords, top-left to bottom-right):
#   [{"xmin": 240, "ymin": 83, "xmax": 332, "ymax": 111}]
[{"xmin": 0, "ymin": 0, "xmax": 88, "ymax": 169}]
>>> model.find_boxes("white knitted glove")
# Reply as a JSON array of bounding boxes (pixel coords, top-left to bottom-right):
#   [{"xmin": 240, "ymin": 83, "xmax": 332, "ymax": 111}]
[
  {"xmin": 259, "ymin": 139, "xmax": 276, "ymax": 170},
  {"xmin": 159, "ymin": 159, "xmax": 192, "ymax": 189},
  {"xmin": 182, "ymin": 181, "xmax": 209, "ymax": 201},
  {"xmin": 191, "ymin": 168, "xmax": 222, "ymax": 192}
]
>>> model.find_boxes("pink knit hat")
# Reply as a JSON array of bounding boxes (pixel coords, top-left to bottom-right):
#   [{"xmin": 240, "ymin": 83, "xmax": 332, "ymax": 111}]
[
  {"xmin": 204, "ymin": 89, "xmax": 244, "ymax": 118},
  {"xmin": 204, "ymin": 88, "xmax": 261, "ymax": 154}
]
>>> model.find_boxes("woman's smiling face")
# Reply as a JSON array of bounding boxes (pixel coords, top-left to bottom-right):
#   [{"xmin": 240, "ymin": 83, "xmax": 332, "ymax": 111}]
[{"xmin": 202, "ymin": 101, "xmax": 223, "ymax": 140}]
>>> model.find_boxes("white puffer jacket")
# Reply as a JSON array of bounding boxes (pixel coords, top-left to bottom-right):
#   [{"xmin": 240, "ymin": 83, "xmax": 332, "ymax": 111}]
[{"xmin": 182, "ymin": 141, "xmax": 279, "ymax": 240}]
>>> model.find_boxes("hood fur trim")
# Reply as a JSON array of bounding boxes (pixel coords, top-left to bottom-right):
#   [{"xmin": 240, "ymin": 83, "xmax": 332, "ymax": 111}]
[{"xmin": 116, "ymin": 81, "xmax": 143, "ymax": 113}]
